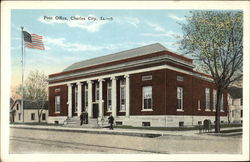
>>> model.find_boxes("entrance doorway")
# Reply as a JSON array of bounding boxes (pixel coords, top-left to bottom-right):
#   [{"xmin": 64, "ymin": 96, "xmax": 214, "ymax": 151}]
[{"xmin": 93, "ymin": 103, "xmax": 99, "ymax": 118}]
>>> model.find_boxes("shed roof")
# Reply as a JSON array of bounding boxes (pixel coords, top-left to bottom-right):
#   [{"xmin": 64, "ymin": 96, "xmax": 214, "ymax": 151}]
[{"xmin": 63, "ymin": 43, "xmax": 168, "ymax": 72}]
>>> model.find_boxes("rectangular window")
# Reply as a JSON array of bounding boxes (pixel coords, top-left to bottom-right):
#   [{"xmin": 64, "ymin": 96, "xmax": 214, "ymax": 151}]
[
  {"xmin": 205, "ymin": 88, "xmax": 210, "ymax": 110},
  {"xmin": 142, "ymin": 86, "xmax": 152, "ymax": 110},
  {"xmin": 95, "ymin": 83, "xmax": 99, "ymax": 101},
  {"xmin": 75, "ymin": 87, "xmax": 78, "ymax": 113},
  {"xmin": 179, "ymin": 121, "xmax": 184, "ymax": 127},
  {"xmin": 17, "ymin": 104, "xmax": 19, "ymax": 110},
  {"xmin": 142, "ymin": 122, "xmax": 151, "ymax": 127},
  {"xmin": 198, "ymin": 100, "xmax": 201, "ymax": 111},
  {"xmin": 107, "ymin": 81, "xmax": 112, "ymax": 112},
  {"xmin": 42, "ymin": 113, "xmax": 46, "ymax": 120},
  {"xmin": 213, "ymin": 90, "xmax": 217, "ymax": 111},
  {"xmin": 84, "ymin": 85, "xmax": 88, "ymax": 110},
  {"xmin": 55, "ymin": 96, "xmax": 60, "ymax": 112},
  {"xmin": 120, "ymin": 79, "xmax": 126, "ymax": 111},
  {"xmin": 177, "ymin": 87, "xmax": 183, "ymax": 110},
  {"xmin": 116, "ymin": 121, "xmax": 123, "ymax": 125},
  {"xmin": 18, "ymin": 113, "xmax": 21, "ymax": 120},
  {"xmin": 220, "ymin": 94, "xmax": 224, "ymax": 111},
  {"xmin": 240, "ymin": 98, "xmax": 243, "ymax": 106},
  {"xmin": 241, "ymin": 110, "xmax": 243, "ymax": 117},
  {"xmin": 31, "ymin": 113, "xmax": 35, "ymax": 120}
]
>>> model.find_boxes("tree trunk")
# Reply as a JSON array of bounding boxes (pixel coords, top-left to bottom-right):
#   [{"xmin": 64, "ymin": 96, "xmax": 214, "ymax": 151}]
[
  {"xmin": 215, "ymin": 89, "xmax": 223, "ymax": 133},
  {"xmin": 38, "ymin": 109, "xmax": 41, "ymax": 123}
]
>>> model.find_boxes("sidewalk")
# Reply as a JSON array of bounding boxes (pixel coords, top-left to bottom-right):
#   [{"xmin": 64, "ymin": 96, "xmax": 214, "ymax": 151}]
[{"xmin": 10, "ymin": 124, "xmax": 242, "ymax": 139}]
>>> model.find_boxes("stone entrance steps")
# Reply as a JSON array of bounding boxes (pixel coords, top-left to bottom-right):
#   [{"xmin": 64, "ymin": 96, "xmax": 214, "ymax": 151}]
[{"xmin": 63, "ymin": 117, "xmax": 109, "ymax": 128}]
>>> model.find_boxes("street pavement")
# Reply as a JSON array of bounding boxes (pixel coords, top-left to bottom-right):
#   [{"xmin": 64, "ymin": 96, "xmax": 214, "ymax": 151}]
[{"xmin": 9, "ymin": 125, "xmax": 242, "ymax": 154}]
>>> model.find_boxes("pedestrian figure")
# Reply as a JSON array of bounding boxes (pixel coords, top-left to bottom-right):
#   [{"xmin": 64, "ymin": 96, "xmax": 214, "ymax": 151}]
[
  {"xmin": 80, "ymin": 112, "xmax": 84, "ymax": 126},
  {"xmin": 108, "ymin": 114, "xmax": 114, "ymax": 130},
  {"xmin": 83, "ymin": 111, "xmax": 88, "ymax": 124}
]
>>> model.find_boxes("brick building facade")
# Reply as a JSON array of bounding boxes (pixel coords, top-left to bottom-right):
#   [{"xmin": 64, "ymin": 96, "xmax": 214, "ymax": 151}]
[{"xmin": 48, "ymin": 43, "xmax": 228, "ymax": 127}]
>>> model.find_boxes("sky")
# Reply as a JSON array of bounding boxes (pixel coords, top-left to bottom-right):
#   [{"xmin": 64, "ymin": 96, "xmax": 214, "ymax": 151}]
[{"xmin": 11, "ymin": 9, "xmax": 192, "ymax": 95}]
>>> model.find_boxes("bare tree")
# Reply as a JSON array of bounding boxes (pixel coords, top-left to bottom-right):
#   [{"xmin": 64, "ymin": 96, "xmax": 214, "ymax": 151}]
[
  {"xmin": 179, "ymin": 11, "xmax": 243, "ymax": 133},
  {"xmin": 17, "ymin": 70, "xmax": 48, "ymax": 123}
]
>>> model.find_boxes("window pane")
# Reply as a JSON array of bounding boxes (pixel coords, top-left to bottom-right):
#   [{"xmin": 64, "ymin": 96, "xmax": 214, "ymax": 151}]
[
  {"xmin": 107, "ymin": 87, "xmax": 112, "ymax": 111},
  {"xmin": 96, "ymin": 90, "xmax": 99, "ymax": 100},
  {"xmin": 143, "ymin": 86, "xmax": 152, "ymax": 109},
  {"xmin": 213, "ymin": 90, "xmax": 217, "ymax": 110},
  {"xmin": 144, "ymin": 99, "xmax": 147, "ymax": 109},
  {"xmin": 120, "ymin": 79, "xmax": 125, "ymax": 85},
  {"xmin": 205, "ymin": 88, "xmax": 210, "ymax": 109},
  {"xmin": 220, "ymin": 95, "xmax": 223, "ymax": 111},
  {"xmin": 148, "ymin": 99, "xmax": 152, "ymax": 109},
  {"xmin": 177, "ymin": 87, "xmax": 183, "ymax": 110},
  {"xmin": 121, "ymin": 99, "xmax": 125, "ymax": 105},
  {"xmin": 55, "ymin": 96, "xmax": 60, "ymax": 112}
]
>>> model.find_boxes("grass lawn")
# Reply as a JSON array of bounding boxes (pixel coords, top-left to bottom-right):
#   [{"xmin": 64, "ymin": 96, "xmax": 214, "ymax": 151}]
[{"xmin": 114, "ymin": 123, "xmax": 242, "ymax": 131}]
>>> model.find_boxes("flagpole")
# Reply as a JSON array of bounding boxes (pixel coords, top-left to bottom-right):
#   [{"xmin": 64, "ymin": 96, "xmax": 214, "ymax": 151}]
[{"xmin": 21, "ymin": 26, "xmax": 24, "ymax": 122}]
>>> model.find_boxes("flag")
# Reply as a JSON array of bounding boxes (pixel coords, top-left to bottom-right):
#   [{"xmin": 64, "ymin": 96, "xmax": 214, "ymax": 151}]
[
  {"xmin": 23, "ymin": 31, "xmax": 45, "ymax": 50},
  {"xmin": 23, "ymin": 31, "xmax": 32, "ymax": 43}
]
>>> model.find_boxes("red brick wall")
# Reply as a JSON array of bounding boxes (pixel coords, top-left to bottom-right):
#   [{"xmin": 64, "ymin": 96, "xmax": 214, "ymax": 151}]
[
  {"xmin": 49, "ymin": 84, "xmax": 68, "ymax": 116},
  {"xmin": 130, "ymin": 69, "xmax": 167, "ymax": 115},
  {"xmin": 48, "ymin": 70, "xmax": 227, "ymax": 118},
  {"xmin": 129, "ymin": 69, "xmax": 227, "ymax": 117},
  {"xmin": 164, "ymin": 70, "xmax": 227, "ymax": 116},
  {"xmin": 165, "ymin": 69, "xmax": 193, "ymax": 115}
]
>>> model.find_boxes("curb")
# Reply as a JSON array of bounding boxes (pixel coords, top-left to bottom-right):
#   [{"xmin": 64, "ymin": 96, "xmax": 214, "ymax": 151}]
[{"xmin": 10, "ymin": 125, "xmax": 162, "ymax": 138}]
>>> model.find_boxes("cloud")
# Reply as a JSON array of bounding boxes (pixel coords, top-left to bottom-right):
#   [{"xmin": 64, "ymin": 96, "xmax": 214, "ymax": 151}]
[
  {"xmin": 168, "ymin": 14, "xmax": 186, "ymax": 21},
  {"xmin": 115, "ymin": 16, "xmax": 140, "ymax": 27},
  {"xmin": 44, "ymin": 37, "xmax": 120, "ymax": 52},
  {"xmin": 37, "ymin": 15, "xmax": 108, "ymax": 32},
  {"xmin": 141, "ymin": 31, "xmax": 182, "ymax": 39},
  {"xmin": 124, "ymin": 17, "xmax": 140, "ymax": 27},
  {"xmin": 147, "ymin": 22, "xmax": 166, "ymax": 32},
  {"xmin": 142, "ymin": 22, "xmax": 182, "ymax": 39}
]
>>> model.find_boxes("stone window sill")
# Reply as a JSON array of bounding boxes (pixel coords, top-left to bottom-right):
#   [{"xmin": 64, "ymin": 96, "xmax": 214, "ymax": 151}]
[
  {"xmin": 141, "ymin": 109, "xmax": 153, "ymax": 112},
  {"xmin": 205, "ymin": 109, "xmax": 211, "ymax": 112},
  {"xmin": 177, "ymin": 109, "xmax": 184, "ymax": 112}
]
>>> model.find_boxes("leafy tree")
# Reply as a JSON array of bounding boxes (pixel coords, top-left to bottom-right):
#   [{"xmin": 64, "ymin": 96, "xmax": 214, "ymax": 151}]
[
  {"xmin": 179, "ymin": 11, "xmax": 243, "ymax": 132},
  {"xmin": 17, "ymin": 70, "xmax": 48, "ymax": 123}
]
